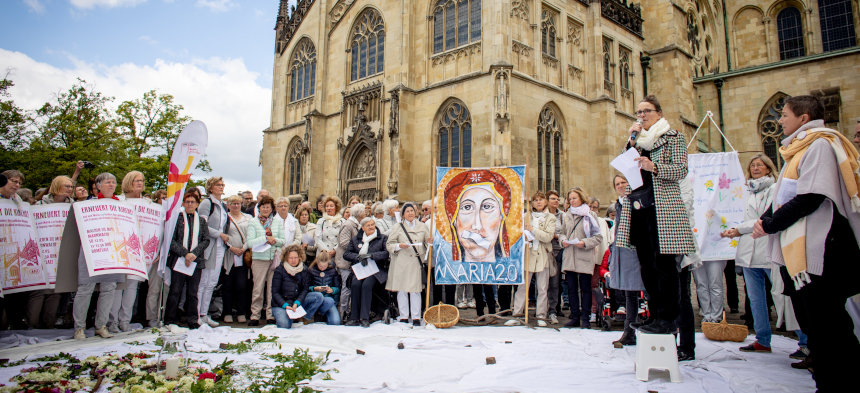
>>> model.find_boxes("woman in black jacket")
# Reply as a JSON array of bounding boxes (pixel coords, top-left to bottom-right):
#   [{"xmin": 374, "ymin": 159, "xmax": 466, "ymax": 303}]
[
  {"xmin": 272, "ymin": 244, "xmax": 341, "ymax": 328},
  {"xmin": 343, "ymin": 217, "xmax": 390, "ymax": 327},
  {"xmin": 164, "ymin": 191, "xmax": 211, "ymax": 328}
]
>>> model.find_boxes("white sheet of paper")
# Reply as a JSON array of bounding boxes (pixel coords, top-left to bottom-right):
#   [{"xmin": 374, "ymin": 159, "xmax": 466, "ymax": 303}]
[
  {"xmin": 394, "ymin": 211, "xmax": 402, "ymax": 223},
  {"xmin": 523, "ymin": 230, "xmax": 535, "ymax": 242},
  {"xmin": 351, "ymin": 259, "xmax": 380, "ymax": 280},
  {"xmin": 287, "ymin": 305, "xmax": 307, "ymax": 319},
  {"xmin": 775, "ymin": 178, "xmax": 798, "ymax": 208},
  {"xmin": 252, "ymin": 242, "xmax": 271, "ymax": 253},
  {"xmin": 172, "ymin": 257, "xmax": 197, "ymax": 276},
  {"xmin": 562, "ymin": 238, "xmax": 581, "ymax": 246},
  {"xmin": 610, "ymin": 147, "xmax": 644, "ymax": 190},
  {"xmin": 302, "ymin": 233, "xmax": 315, "ymax": 247},
  {"xmin": 406, "ymin": 242, "xmax": 423, "ymax": 247},
  {"xmin": 233, "ymin": 254, "xmax": 243, "ymax": 267}
]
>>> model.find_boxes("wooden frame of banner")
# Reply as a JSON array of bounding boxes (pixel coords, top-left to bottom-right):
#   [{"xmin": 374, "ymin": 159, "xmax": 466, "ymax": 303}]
[
  {"xmin": 425, "ymin": 158, "xmax": 436, "ymax": 310},
  {"xmin": 523, "ymin": 159, "xmax": 531, "ymax": 325}
]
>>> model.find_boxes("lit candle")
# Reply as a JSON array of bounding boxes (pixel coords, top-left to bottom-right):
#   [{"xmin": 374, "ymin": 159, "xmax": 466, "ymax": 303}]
[{"xmin": 165, "ymin": 357, "xmax": 179, "ymax": 378}]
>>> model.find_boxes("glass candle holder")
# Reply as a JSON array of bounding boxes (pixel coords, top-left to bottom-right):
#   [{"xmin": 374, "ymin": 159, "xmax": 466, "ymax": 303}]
[{"xmin": 156, "ymin": 333, "xmax": 189, "ymax": 378}]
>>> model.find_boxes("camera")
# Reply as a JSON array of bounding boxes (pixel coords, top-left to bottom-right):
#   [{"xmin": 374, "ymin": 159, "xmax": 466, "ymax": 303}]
[{"xmin": 82, "ymin": 161, "xmax": 96, "ymax": 168}]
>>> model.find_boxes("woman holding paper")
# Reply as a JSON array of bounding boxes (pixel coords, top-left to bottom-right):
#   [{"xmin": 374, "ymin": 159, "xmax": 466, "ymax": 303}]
[
  {"xmin": 163, "ymin": 190, "xmax": 211, "ymax": 329},
  {"xmin": 222, "ymin": 195, "xmax": 252, "ymax": 323},
  {"xmin": 386, "ymin": 202, "xmax": 431, "ymax": 326},
  {"xmin": 507, "ymin": 192, "xmax": 556, "ymax": 327},
  {"xmin": 245, "ymin": 195, "xmax": 286, "ymax": 326},
  {"xmin": 343, "ymin": 217, "xmax": 390, "ymax": 327},
  {"xmin": 72, "ymin": 172, "xmax": 129, "ymax": 339},
  {"xmin": 614, "ymin": 95, "xmax": 696, "ymax": 335},
  {"xmin": 559, "ymin": 188, "xmax": 603, "ymax": 328}
]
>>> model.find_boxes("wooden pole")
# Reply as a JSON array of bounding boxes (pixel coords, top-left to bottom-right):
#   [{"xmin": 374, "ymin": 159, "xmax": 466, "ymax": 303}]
[
  {"xmin": 426, "ymin": 158, "xmax": 436, "ymax": 310},
  {"xmin": 523, "ymin": 159, "xmax": 531, "ymax": 325}
]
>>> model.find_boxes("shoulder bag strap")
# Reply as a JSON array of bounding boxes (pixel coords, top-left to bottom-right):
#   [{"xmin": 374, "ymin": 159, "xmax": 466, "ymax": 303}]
[
  {"xmin": 229, "ymin": 216, "xmax": 246, "ymax": 245},
  {"xmin": 399, "ymin": 223, "xmax": 424, "ymax": 265}
]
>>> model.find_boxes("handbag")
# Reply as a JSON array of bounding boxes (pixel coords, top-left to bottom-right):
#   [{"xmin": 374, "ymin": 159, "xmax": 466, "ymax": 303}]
[
  {"xmin": 229, "ymin": 216, "xmax": 253, "ymax": 266},
  {"xmin": 400, "ymin": 223, "xmax": 428, "ymax": 285}
]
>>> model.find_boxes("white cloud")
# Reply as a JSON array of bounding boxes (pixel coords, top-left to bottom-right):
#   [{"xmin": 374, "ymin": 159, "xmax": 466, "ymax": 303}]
[
  {"xmin": 23, "ymin": 0, "xmax": 45, "ymax": 13},
  {"xmin": 138, "ymin": 35, "xmax": 158, "ymax": 46},
  {"xmin": 69, "ymin": 0, "xmax": 147, "ymax": 9},
  {"xmin": 195, "ymin": 0, "xmax": 236, "ymax": 12},
  {"xmin": 0, "ymin": 48, "xmax": 268, "ymax": 197}
]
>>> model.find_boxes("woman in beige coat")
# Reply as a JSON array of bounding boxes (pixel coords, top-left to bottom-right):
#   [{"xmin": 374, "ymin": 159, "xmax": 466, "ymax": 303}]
[
  {"xmin": 386, "ymin": 203, "xmax": 431, "ymax": 325},
  {"xmin": 508, "ymin": 192, "xmax": 557, "ymax": 327},
  {"xmin": 559, "ymin": 188, "xmax": 603, "ymax": 328}
]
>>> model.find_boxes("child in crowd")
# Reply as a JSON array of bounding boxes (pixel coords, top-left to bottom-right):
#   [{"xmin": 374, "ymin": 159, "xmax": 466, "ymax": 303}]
[{"xmin": 308, "ymin": 252, "xmax": 341, "ymax": 306}]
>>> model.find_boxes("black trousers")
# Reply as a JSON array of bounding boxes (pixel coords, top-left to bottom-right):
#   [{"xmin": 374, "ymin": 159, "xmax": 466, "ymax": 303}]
[
  {"xmin": 497, "ymin": 285, "xmax": 514, "ymax": 312},
  {"xmin": 472, "ymin": 284, "xmax": 496, "ymax": 316},
  {"xmin": 350, "ymin": 275, "xmax": 378, "ymax": 321},
  {"xmin": 547, "ymin": 251, "xmax": 563, "ymax": 314},
  {"xmin": 566, "ymin": 272, "xmax": 592, "ymax": 322},
  {"xmin": 677, "ymin": 266, "xmax": 695, "ymax": 353},
  {"xmin": 431, "ymin": 268, "xmax": 456, "ymax": 305},
  {"xmin": 629, "ymin": 206, "xmax": 680, "ymax": 322},
  {"xmin": 622, "ymin": 290, "xmax": 639, "ymax": 330},
  {"xmin": 165, "ymin": 267, "xmax": 202, "ymax": 323},
  {"xmin": 724, "ymin": 259, "xmax": 739, "ymax": 311},
  {"xmin": 222, "ymin": 265, "xmax": 249, "ymax": 317}
]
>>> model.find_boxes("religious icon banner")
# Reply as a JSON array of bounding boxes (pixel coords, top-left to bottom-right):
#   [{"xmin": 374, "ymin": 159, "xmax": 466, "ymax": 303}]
[
  {"xmin": 687, "ymin": 152, "xmax": 748, "ymax": 261},
  {"xmin": 0, "ymin": 200, "xmax": 48, "ymax": 295},
  {"xmin": 432, "ymin": 166, "xmax": 526, "ymax": 285},
  {"xmin": 32, "ymin": 203, "xmax": 72, "ymax": 287},
  {"xmin": 128, "ymin": 199, "xmax": 164, "ymax": 271},
  {"xmin": 74, "ymin": 199, "xmax": 147, "ymax": 279}
]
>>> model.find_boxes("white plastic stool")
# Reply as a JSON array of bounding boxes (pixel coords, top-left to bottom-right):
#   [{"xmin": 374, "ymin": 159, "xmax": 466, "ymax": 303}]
[{"xmin": 634, "ymin": 330, "xmax": 682, "ymax": 382}]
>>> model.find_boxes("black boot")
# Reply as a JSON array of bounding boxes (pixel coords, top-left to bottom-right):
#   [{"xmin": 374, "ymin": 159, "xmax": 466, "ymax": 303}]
[{"xmin": 612, "ymin": 328, "xmax": 636, "ymax": 348}]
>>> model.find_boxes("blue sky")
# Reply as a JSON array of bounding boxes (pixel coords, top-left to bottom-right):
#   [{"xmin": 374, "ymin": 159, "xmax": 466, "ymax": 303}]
[{"xmin": 0, "ymin": 0, "xmax": 299, "ymax": 195}]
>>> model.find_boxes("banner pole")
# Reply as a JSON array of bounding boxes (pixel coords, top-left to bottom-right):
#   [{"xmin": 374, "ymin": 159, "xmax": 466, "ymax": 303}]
[
  {"xmin": 426, "ymin": 158, "xmax": 436, "ymax": 310},
  {"xmin": 523, "ymin": 159, "xmax": 531, "ymax": 325}
]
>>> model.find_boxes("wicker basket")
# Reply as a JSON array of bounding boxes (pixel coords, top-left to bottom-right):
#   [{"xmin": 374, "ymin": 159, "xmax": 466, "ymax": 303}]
[
  {"xmin": 423, "ymin": 303, "xmax": 460, "ymax": 328},
  {"xmin": 702, "ymin": 312, "xmax": 748, "ymax": 342}
]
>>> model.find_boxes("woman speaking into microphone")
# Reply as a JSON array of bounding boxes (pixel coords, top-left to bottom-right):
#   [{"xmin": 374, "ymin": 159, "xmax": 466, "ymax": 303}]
[{"xmin": 614, "ymin": 95, "xmax": 696, "ymax": 334}]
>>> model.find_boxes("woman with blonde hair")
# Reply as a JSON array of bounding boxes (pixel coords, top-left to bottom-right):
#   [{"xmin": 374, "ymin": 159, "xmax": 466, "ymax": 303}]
[{"xmin": 560, "ymin": 188, "xmax": 603, "ymax": 328}]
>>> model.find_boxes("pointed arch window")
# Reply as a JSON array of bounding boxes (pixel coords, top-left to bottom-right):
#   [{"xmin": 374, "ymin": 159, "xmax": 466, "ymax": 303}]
[
  {"xmin": 350, "ymin": 9, "xmax": 385, "ymax": 81},
  {"xmin": 758, "ymin": 94, "xmax": 788, "ymax": 170},
  {"xmin": 286, "ymin": 140, "xmax": 305, "ymax": 195},
  {"xmin": 619, "ymin": 47, "xmax": 631, "ymax": 90},
  {"xmin": 541, "ymin": 7, "xmax": 558, "ymax": 57},
  {"xmin": 777, "ymin": 7, "xmax": 805, "ymax": 60},
  {"xmin": 289, "ymin": 39, "xmax": 316, "ymax": 102},
  {"xmin": 537, "ymin": 106, "xmax": 562, "ymax": 192},
  {"xmin": 819, "ymin": 0, "xmax": 856, "ymax": 52},
  {"xmin": 433, "ymin": 0, "xmax": 482, "ymax": 54},
  {"xmin": 437, "ymin": 101, "xmax": 472, "ymax": 167}
]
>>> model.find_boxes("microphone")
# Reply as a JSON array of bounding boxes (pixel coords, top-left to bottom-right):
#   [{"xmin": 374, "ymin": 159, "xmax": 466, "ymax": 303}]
[{"xmin": 630, "ymin": 119, "xmax": 643, "ymax": 141}]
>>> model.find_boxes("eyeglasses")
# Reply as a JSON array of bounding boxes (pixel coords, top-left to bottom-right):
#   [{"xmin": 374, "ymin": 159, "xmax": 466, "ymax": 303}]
[
  {"xmin": 635, "ymin": 109, "xmax": 656, "ymax": 116},
  {"xmin": 8, "ymin": 179, "xmax": 22, "ymax": 186}
]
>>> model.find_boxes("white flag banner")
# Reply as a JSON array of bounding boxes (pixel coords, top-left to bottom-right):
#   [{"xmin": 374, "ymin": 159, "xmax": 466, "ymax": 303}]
[{"xmin": 687, "ymin": 152, "xmax": 748, "ymax": 261}]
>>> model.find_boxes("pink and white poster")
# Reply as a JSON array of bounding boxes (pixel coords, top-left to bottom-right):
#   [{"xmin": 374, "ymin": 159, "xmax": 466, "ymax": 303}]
[
  {"xmin": 32, "ymin": 203, "xmax": 71, "ymax": 287},
  {"xmin": 0, "ymin": 200, "xmax": 48, "ymax": 294},
  {"xmin": 128, "ymin": 199, "xmax": 163, "ymax": 270},
  {"xmin": 74, "ymin": 199, "xmax": 147, "ymax": 279}
]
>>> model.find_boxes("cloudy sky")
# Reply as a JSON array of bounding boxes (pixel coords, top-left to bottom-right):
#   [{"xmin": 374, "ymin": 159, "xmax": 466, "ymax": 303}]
[{"xmin": 1, "ymin": 0, "xmax": 298, "ymax": 196}]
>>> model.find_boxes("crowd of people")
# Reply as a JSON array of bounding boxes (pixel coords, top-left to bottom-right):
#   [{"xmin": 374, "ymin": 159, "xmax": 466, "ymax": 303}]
[{"xmin": 2, "ymin": 94, "xmax": 858, "ymax": 391}]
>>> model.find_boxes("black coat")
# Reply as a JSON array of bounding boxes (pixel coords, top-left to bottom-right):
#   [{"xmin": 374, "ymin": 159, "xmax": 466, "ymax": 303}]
[
  {"xmin": 343, "ymin": 232, "xmax": 390, "ymax": 270},
  {"xmin": 308, "ymin": 265, "xmax": 341, "ymax": 302},
  {"xmin": 271, "ymin": 266, "xmax": 310, "ymax": 308},
  {"xmin": 167, "ymin": 212, "xmax": 210, "ymax": 270}
]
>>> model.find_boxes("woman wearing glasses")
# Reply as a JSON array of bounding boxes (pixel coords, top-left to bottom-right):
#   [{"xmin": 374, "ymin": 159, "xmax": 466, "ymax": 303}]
[{"xmin": 614, "ymin": 95, "xmax": 696, "ymax": 335}]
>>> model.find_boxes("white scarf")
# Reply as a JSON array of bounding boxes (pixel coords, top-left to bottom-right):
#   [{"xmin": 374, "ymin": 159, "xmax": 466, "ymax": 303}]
[
  {"xmin": 359, "ymin": 230, "xmax": 378, "ymax": 255},
  {"xmin": 528, "ymin": 211, "xmax": 547, "ymax": 250},
  {"xmin": 181, "ymin": 211, "xmax": 200, "ymax": 252},
  {"xmin": 568, "ymin": 204, "xmax": 599, "ymax": 238},
  {"xmin": 635, "ymin": 117, "xmax": 672, "ymax": 151},
  {"xmin": 404, "ymin": 218, "xmax": 416, "ymax": 229},
  {"xmin": 283, "ymin": 260, "xmax": 305, "ymax": 276},
  {"xmin": 322, "ymin": 213, "xmax": 343, "ymax": 224}
]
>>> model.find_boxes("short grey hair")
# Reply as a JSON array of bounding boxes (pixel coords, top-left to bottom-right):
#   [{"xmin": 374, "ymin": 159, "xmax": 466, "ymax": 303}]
[
  {"xmin": 422, "ymin": 200, "xmax": 432, "ymax": 209},
  {"xmin": 373, "ymin": 202, "xmax": 384, "ymax": 214},
  {"xmin": 382, "ymin": 199, "xmax": 399, "ymax": 213},
  {"xmin": 94, "ymin": 172, "xmax": 116, "ymax": 187},
  {"xmin": 349, "ymin": 203, "xmax": 367, "ymax": 219},
  {"xmin": 360, "ymin": 217, "xmax": 375, "ymax": 227},
  {"xmin": 275, "ymin": 196, "xmax": 290, "ymax": 206}
]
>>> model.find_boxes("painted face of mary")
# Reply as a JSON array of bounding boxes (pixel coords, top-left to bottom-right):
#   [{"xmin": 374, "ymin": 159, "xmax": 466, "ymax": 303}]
[{"xmin": 455, "ymin": 184, "xmax": 504, "ymax": 262}]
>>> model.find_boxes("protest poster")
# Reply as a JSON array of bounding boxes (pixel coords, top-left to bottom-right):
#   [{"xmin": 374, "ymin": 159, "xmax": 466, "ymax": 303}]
[
  {"xmin": 32, "ymin": 203, "xmax": 72, "ymax": 287},
  {"xmin": 0, "ymin": 200, "xmax": 48, "ymax": 294},
  {"xmin": 687, "ymin": 152, "xmax": 748, "ymax": 261},
  {"xmin": 74, "ymin": 199, "xmax": 147, "ymax": 279},
  {"xmin": 432, "ymin": 166, "xmax": 525, "ymax": 285},
  {"xmin": 128, "ymin": 199, "xmax": 164, "ymax": 270}
]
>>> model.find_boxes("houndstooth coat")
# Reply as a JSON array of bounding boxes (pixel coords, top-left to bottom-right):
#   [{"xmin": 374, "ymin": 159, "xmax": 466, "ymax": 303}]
[{"xmin": 615, "ymin": 129, "xmax": 696, "ymax": 255}]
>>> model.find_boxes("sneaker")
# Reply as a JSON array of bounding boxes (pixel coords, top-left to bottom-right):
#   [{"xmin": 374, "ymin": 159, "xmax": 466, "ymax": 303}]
[
  {"xmin": 74, "ymin": 328, "xmax": 86, "ymax": 340},
  {"xmin": 589, "ymin": 313, "xmax": 597, "ymax": 323},
  {"xmin": 789, "ymin": 347, "xmax": 809, "ymax": 360},
  {"xmin": 237, "ymin": 315, "xmax": 246, "ymax": 323},
  {"xmin": 615, "ymin": 306, "xmax": 627, "ymax": 315},
  {"xmin": 504, "ymin": 319, "xmax": 522, "ymax": 326},
  {"xmin": 456, "ymin": 301, "xmax": 468, "ymax": 309},
  {"xmin": 94, "ymin": 326, "xmax": 114, "ymax": 338},
  {"xmin": 537, "ymin": 319, "xmax": 548, "ymax": 327},
  {"xmin": 739, "ymin": 342, "xmax": 772, "ymax": 352},
  {"xmin": 118, "ymin": 321, "xmax": 131, "ymax": 332},
  {"xmin": 106, "ymin": 323, "xmax": 120, "ymax": 334},
  {"xmin": 549, "ymin": 313, "xmax": 559, "ymax": 324},
  {"xmin": 467, "ymin": 300, "xmax": 476, "ymax": 308},
  {"xmin": 223, "ymin": 315, "xmax": 233, "ymax": 323},
  {"xmin": 361, "ymin": 320, "xmax": 371, "ymax": 328},
  {"xmin": 204, "ymin": 315, "xmax": 219, "ymax": 327}
]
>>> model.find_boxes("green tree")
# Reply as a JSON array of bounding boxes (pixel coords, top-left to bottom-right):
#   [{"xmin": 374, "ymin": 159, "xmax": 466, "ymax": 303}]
[{"xmin": 0, "ymin": 76, "xmax": 32, "ymax": 169}]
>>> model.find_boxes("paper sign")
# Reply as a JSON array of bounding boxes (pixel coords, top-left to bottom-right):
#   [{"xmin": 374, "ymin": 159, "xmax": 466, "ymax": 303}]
[
  {"xmin": 252, "ymin": 242, "xmax": 271, "ymax": 253},
  {"xmin": 687, "ymin": 152, "xmax": 748, "ymax": 261},
  {"xmin": 172, "ymin": 257, "xmax": 197, "ymax": 276},
  {"xmin": 562, "ymin": 238, "xmax": 581, "ymax": 245},
  {"xmin": 128, "ymin": 199, "xmax": 164, "ymax": 271},
  {"xmin": 301, "ymin": 233, "xmax": 315, "ymax": 247},
  {"xmin": 351, "ymin": 259, "xmax": 380, "ymax": 280},
  {"xmin": 610, "ymin": 148, "xmax": 644, "ymax": 190},
  {"xmin": 32, "ymin": 203, "xmax": 71, "ymax": 287},
  {"xmin": 287, "ymin": 305, "xmax": 307, "ymax": 319},
  {"xmin": 0, "ymin": 200, "xmax": 48, "ymax": 294},
  {"xmin": 74, "ymin": 199, "xmax": 147, "ymax": 279}
]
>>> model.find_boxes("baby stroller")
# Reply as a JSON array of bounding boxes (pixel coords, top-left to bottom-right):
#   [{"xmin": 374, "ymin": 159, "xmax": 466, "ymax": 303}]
[{"xmin": 592, "ymin": 276, "xmax": 613, "ymax": 331}]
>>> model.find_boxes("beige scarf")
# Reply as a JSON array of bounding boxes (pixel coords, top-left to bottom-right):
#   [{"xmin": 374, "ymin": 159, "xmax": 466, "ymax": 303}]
[
  {"xmin": 635, "ymin": 117, "xmax": 672, "ymax": 151},
  {"xmin": 283, "ymin": 260, "xmax": 305, "ymax": 276}
]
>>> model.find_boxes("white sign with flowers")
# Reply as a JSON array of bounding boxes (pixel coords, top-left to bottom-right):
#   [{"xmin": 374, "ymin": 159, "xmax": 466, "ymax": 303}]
[{"xmin": 687, "ymin": 152, "xmax": 748, "ymax": 261}]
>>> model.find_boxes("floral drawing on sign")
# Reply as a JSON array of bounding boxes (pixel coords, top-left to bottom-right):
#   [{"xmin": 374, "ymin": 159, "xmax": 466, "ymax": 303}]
[
  {"xmin": 718, "ymin": 173, "xmax": 730, "ymax": 189},
  {"xmin": 704, "ymin": 179, "xmax": 714, "ymax": 192}
]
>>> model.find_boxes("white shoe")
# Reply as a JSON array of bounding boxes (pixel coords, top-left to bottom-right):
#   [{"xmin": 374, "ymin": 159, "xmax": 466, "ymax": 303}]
[
  {"xmin": 616, "ymin": 306, "xmax": 626, "ymax": 315},
  {"xmin": 206, "ymin": 315, "xmax": 219, "ymax": 327},
  {"xmin": 549, "ymin": 314, "xmax": 559, "ymax": 324},
  {"xmin": 589, "ymin": 313, "xmax": 597, "ymax": 323},
  {"xmin": 199, "ymin": 316, "xmax": 219, "ymax": 327},
  {"xmin": 456, "ymin": 301, "xmax": 468, "ymax": 309},
  {"xmin": 118, "ymin": 321, "xmax": 131, "ymax": 332},
  {"xmin": 504, "ymin": 319, "xmax": 522, "ymax": 326},
  {"xmin": 94, "ymin": 326, "xmax": 114, "ymax": 338},
  {"xmin": 74, "ymin": 328, "xmax": 86, "ymax": 340},
  {"xmin": 106, "ymin": 323, "xmax": 120, "ymax": 334},
  {"xmin": 468, "ymin": 300, "xmax": 476, "ymax": 308},
  {"xmin": 537, "ymin": 319, "xmax": 548, "ymax": 327},
  {"xmin": 237, "ymin": 315, "xmax": 247, "ymax": 323},
  {"xmin": 223, "ymin": 315, "xmax": 233, "ymax": 323}
]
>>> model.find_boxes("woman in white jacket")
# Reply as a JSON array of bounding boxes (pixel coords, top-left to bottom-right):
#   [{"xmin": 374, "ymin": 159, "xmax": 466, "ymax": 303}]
[{"xmin": 722, "ymin": 154, "xmax": 806, "ymax": 354}]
